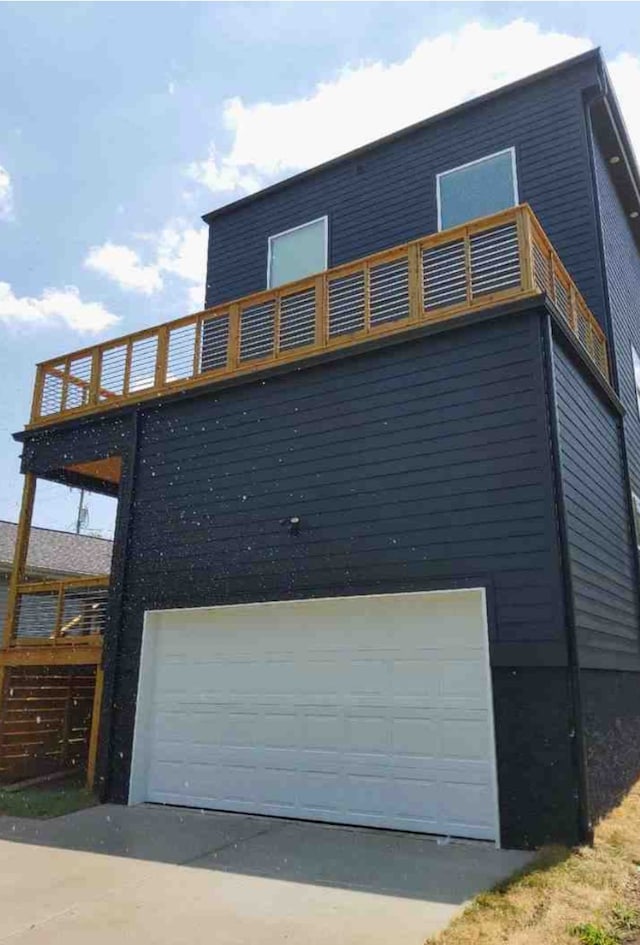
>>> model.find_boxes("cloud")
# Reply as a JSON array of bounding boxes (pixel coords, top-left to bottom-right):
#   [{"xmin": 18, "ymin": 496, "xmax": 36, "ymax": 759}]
[
  {"xmin": 0, "ymin": 165, "xmax": 13, "ymax": 220},
  {"xmin": 84, "ymin": 221, "xmax": 207, "ymax": 310},
  {"xmin": 0, "ymin": 282, "xmax": 120, "ymax": 333},
  {"xmin": 85, "ymin": 242, "xmax": 163, "ymax": 294},
  {"xmin": 187, "ymin": 21, "xmax": 640, "ymax": 201},
  {"xmin": 188, "ymin": 20, "xmax": 594, "ymax": 197}
]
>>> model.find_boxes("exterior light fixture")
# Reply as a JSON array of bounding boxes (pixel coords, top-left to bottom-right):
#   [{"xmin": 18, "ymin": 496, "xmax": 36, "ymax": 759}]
[
  {"xmin": 631, "ymin": 211, "xmax": 639, "ymax": 219},
  {"xmin": 281, "ymin": 515, "xmax": 301, "ymax": 536},
  {"xmin": 609, "ymin": 155, "xmax": 621, "ymax": 165}
]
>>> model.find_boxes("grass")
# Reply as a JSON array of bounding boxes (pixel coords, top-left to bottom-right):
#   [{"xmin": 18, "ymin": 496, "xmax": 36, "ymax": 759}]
[
  {"xmin": 426, "ymin": 781, "xmax": 640, "ymax": 945},
  {"xmin": 0, "ymin": 777, "xmax": 97, "ymax": 819}
]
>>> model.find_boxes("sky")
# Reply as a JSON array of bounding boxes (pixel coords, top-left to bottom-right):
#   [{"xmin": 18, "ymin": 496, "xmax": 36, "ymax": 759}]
[{"xmin": 1, "ymin": 1, "xmax": 639, "ymax": 538}]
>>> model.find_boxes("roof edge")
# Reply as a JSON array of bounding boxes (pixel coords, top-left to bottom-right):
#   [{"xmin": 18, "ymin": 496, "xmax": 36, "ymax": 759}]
[{"xmin": 202, "ymin": 47, "xmax": 602, "ymax": 224}]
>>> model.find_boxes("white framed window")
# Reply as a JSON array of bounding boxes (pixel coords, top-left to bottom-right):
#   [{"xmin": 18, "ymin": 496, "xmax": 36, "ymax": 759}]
[
  {"xmin": 267, "ymin": 216, "xmax": 328, "ymax": 289},
  {"xmin": 436, "ymin": 148, "xmax": 519, "ymax": 231},
  {"xmin": 632, "ymin": 345, "xmax": 640, "ymax": 420}
]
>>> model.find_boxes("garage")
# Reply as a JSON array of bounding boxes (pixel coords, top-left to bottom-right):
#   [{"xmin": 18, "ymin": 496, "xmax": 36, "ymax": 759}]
[{"xmin": 129, "ymin": 589, "xmax": 499, "ymax": 841}]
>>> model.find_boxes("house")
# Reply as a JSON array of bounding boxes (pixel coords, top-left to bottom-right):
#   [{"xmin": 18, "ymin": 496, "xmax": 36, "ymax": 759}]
[
  {"xmin": 0, "ymin": 521, "xmax": 112, "ymax": 624},
  {"xmin": 0, "ymin": 522, "xmax": 112, "ymax": 781},
  {"xmin": 3, "ymin": 47, "xmax": 640, "ymax": 849}
]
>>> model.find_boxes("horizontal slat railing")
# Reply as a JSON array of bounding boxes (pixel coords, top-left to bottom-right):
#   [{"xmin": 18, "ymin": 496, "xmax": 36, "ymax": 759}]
[
  {"xmin": 29, "ymin": 204, "xmax": 609, "ymax": 427},
  {"xmin": 525, "ymin": 212, "xmax": 610, "ymax": 378},
  {"xmin": 11, "ymin": 575, "xmax": 109, "ymax": 645}
]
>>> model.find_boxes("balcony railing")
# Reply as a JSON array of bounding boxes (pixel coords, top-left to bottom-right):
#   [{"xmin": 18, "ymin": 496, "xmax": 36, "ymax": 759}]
[
  {"xmin": 27, "ymin": 204, "xmax": 609, "ymax": 429},
  {"xmin": 10, "ymin": 575, "xmax": 109, "ymax": 646}
]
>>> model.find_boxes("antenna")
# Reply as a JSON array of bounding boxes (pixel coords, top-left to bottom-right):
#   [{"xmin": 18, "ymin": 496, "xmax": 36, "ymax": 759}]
[{"xmin": 74, "ymin": 489, "xmax": 88, "ymax": 535}]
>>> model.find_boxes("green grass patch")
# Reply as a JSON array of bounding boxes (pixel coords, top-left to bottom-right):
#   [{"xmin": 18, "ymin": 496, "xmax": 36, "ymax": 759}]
[
  {"xmin": 571, "ymin": 923, "xmax": 618, "ymax": 945},
  {"xmin": 0, "ymin": 779, "xmax": 97, "ymax": 819}
]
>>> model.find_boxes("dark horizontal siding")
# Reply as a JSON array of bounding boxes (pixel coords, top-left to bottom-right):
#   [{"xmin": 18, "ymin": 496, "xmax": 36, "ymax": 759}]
[
  {"xmin": 553, "ymin": 337, "xmax": 640, "ymax": 668},
  {"xmin": 121, "ymin": 309, "xmax": 564, "ymax": 643},
  {"xmin": 206, "ymin": 59, "xmax": 605, "ymax": 327},
  {"xmin": 592, "ymin": 131, "xmax": 640, "ymax": 496},
  {"xmin": 20, "ymin": 414, "xmax": 131, "ymax": 496},
  {"xmin": 104, "ymin": 308, "xmax": 569, "ymax": 811}
]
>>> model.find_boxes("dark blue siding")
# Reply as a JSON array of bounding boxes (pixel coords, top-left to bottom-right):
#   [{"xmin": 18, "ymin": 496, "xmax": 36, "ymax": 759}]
[
  {"xmin": 206, "ymin": 59, "xmax": 605, "ymax": 327},
  {"xmin": 122, "ymin": 311, "xmax": 564, "ymax": 649},
  {"xmin": 553, "ymin": 337, "xmax": 640, "ymax": 669},
  {"xmin": 21, "ymin": 415, "xmax": 130, "ymax": 474},
  {"xmin": 98, "ymin": 309, "xmax": 573, "ymax": 846},
  {"xmin": 592, "ymin": 132, "xmax": 640, "ymax": 495}
]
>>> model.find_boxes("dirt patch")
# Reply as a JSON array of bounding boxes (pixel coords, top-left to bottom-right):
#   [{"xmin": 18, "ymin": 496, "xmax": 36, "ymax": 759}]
[{"xmin": 426, "ymin": 783, "xmax": 640, "ymax": 944}]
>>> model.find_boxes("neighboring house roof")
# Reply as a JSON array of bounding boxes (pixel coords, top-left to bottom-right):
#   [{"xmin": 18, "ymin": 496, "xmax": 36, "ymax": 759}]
[{"xmin": 0, "ymin": 521, "xmax": 113, "ymax": 577}]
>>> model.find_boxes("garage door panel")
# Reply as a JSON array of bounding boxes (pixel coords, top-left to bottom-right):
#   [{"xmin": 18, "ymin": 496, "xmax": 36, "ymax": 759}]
[{"xmin": 132, "ymin": 591, "xmax": 498, "ymax": 841}]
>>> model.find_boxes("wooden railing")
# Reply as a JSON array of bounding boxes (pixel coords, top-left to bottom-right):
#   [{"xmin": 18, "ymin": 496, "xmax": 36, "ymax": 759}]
[
  {"xmin": 8, "ymin": 575, "xmax": 110, "ymax": 646},
  {"xmin": 28, "ymin": 204, "xmax": 609, "ymax": 428}
]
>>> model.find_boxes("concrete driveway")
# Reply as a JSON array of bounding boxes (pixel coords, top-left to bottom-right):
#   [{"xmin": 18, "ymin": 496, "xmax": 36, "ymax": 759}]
[{"xmin": 0, "ymin": 805, "xmax": 531, "ymax": 944}]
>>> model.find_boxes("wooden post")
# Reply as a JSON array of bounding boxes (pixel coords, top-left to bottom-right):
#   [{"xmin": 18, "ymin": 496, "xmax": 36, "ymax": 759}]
[
  {"xmin": 88, "ymin": 348, "xmax": 102, "ymax": 405},
  {"xmin": 2, "ymin": 474, "xmax": 36, "ymax": 648},
  {"xmin": 123, "ymin": 342, "xmax": 133, "ymax": 396},
  {"xmin": 363, "ymin": 265, "xmax": 371, "ymax": 333},
  {"xmin": 273, "ymin": 294, "xmax": 282, "ymax": 357},
  {"xmin": 463, "ymin": 227, "xmax": 473, "ymax": 307},
  {"xmin": 314, "ymin": 275, "xmax": 327, "ymax": 347},
  {"xmin": 407, "ymin": 244, "xmax": 422, "ymax": 322},
  {"xmin": 51, "ymin": 583, "xmax": 65, "ymax": 641},
  {"xmin": 193, "ymin": 317, "xmax": 203, "ymax": 378},
  {"xmin": 86, "ymin": 666, "xmax": 104, "ymax": 791},
  {"xmin": 60, "ymin": 358, "xmax": 70, "ymax": 414},
  {"xmin": 154, "ymin": 327, "xmax": 170, "ymax": 389},
  {"xmin": 516, "ymin": 208, "xmax": 534, "ymax": 293},
  {"xmin": 228, "ymin": 304, "xmax": 240, "ymax": 369}
]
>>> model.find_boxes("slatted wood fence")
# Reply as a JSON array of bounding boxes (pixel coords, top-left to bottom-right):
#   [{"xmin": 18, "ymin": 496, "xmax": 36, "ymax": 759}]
[{"xmin": 0, "ymin": 666, "xmax": 96, "ymax": 783}]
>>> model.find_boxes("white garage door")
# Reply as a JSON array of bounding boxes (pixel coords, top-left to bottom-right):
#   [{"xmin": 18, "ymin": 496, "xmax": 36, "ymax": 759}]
[{"xmin": 129, "ymin": 589, "xmax": 499, "ymax": 841}]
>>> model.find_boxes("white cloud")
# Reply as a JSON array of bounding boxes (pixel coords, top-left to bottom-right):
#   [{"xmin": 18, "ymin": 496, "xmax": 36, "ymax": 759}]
[
  {"xmin": 0, "ymin": 282, "xmax": 120, "ymax": 333},
  {"xmin": 84, "ymin": 242, "xmax": 163, "ymax": 294},
  {"xmin": 0, "ymin": 165, "xmax": 13, "ymax": 220},
  {"xmin": 188, "ymin": 20, "xmax": 593, "ymax": 197},
  {"xmin": 608, "ymin": 53, "xmax": 640, "ymax": 166},
  {"xmin": 84, "ymin": 221, "xmax": 207, "ymax": 310}
]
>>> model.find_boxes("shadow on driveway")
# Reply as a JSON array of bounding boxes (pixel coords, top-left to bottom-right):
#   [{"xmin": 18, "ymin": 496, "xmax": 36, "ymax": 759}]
[{"xmin": 0, "ymin": 804, "xmax": 532, "ymax": 945}]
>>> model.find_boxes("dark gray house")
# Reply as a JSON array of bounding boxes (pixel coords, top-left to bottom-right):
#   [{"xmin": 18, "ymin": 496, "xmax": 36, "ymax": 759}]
[{"xmin": 4, "ymin": 48, "xmax": 640, "ymax": 848}]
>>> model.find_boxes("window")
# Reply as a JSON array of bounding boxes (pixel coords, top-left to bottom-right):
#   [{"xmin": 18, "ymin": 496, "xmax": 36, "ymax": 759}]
[
  {"xmin": 632, "ymin": 345, "xmax": 640, "ymax": 419},
  {"xmin": 267, "ymin": 217, "xmax": 328, "ymax": 289},
  {"xmin": 437, "ymin": 148, "xmax": 518, "ymax": 231}
]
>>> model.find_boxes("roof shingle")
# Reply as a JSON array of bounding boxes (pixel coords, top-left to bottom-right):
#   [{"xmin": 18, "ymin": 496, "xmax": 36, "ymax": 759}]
[{"xmin": 0, "ymin": 521, "xmax": 113, "ymax": 577}]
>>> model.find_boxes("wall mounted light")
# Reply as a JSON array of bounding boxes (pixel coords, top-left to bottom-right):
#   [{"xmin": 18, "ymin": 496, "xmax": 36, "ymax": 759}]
[
  {"xmin": 281, "ymin": 516, "xmax": 301, "ymax": 536},
  {"xmin": 610, "ymin": 155, "xmax": 621, "ymax": 165},
  {"xmin": 630, "ymin": 211, "xmax": 639, "ymax": 219}
]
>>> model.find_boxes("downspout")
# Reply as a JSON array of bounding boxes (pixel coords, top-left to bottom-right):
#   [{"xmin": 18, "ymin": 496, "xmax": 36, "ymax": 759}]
[
  {"xmin": 96, "ymin": 409, "xmax": 140, "ymax": 801},
  {"xmin": 541, "ymin": 314, "xmax": 593, "ymax": 845}
]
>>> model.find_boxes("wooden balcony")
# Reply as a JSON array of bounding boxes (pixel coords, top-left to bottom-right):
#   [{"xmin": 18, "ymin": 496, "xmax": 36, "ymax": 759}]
[
  {"xmin": 1, "ymin": 574, "xmax": 108, "ymax": 666},
  {"xmin": 0, "ymin": 574, "xmax": 108, "ymax": 787},
  {"xmin": 27, "ymin": 204, "xmax": 609, "ymax": 430}
]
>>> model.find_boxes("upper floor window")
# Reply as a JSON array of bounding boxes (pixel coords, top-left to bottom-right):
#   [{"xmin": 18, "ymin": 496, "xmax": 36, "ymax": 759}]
[
  {"xmin": 632, "ymin": 345, "xmax": 640, "ymax": 419},
  {"xmin": 437, "ymin": 148, "xmax": 518, "ymax": 231},
  {"xmin": 267, "ymin": 217, "xmax": 328, "ymax": 289}
]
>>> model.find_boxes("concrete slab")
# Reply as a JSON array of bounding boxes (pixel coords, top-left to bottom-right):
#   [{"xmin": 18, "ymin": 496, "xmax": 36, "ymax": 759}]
[{"xmin": 0, "ymin": 805, "xmax": 532, "ymax": 945}]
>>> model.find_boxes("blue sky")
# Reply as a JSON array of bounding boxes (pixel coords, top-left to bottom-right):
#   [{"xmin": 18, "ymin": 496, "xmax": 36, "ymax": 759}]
[{"xmin": 1, "ymin": 2, "xmax": 639, "ymax": 537}]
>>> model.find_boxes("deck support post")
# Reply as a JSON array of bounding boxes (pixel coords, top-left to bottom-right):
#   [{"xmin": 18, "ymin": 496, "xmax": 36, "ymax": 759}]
[
  {"xmin": 2, "ymin": 473, "xmax": 36, "ymax": 648},
  {"xmin": 86, "ymin": 667, "xmax": 104, "ymax": 791}
]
